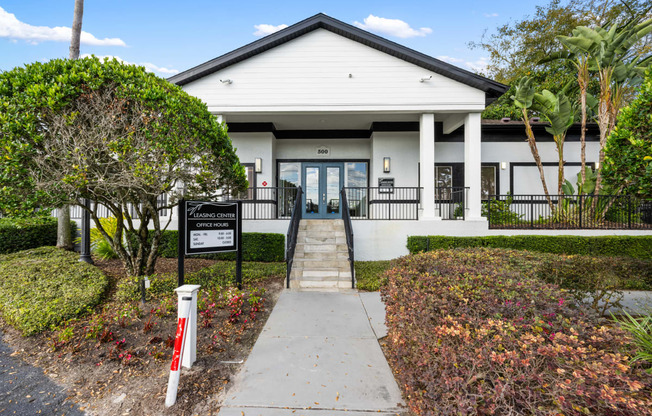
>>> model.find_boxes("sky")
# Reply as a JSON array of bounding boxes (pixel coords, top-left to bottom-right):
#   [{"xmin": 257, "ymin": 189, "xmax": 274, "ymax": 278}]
[{"xmin": 0, "ymin": 0, "xmax": 550, "ymax": 78}]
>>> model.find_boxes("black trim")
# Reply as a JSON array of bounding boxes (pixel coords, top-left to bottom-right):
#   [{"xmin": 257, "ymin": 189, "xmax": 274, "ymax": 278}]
[
  {"xmin": 439, "ymin": 122, "xmax": 601, "ymax": 143},
  {"xmin": 169, "ymin": 13, "xmax": 508, "ymax": 104},
  {"xmin": 509, "ymin": 162, "xmax": 593, "ymax": 195},
  {"xmin": 371, "ymin": 122, "xmax": 419, "ymax": 132},
  {"xmin": 228, "ymin": 123, "xmax": 276, "ymax": 133},
  {"xmin": 275, "ymin": 130, "xmax": 371, "ymax": 139}
]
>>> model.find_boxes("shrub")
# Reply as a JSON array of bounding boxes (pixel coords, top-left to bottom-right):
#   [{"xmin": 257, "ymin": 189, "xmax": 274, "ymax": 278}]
[
  {"xmin": 614, "ymin": 309, "xmax": 652, "ymax": 374},
  {"xmin": 382, "ymin": 248, "xmax": 652, "ymax": 415},
  {"xmin": 0, "ymin": 247, "xmax": 109, "ymax": 335},
  {"xmin": 115, "ymin": 261, "xmax": 285, "ymax": 302},
  {"xmin": 407, "ymin": 235, "xmax": 652, "ymax": 260},
  {"xmin": 354, "ymin": 261, "xmax": 392, "ymax": 291},
  {"xmin": 151, "ymin": 230, "xmax": 284, "ymax": 262},
  {"xmin": 0, "ymin": 217, "xmax": 76, "ymax": 254}
]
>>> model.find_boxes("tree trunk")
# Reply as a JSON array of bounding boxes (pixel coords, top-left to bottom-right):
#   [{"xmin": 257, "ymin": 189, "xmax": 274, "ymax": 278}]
[
  {"xmin": 555, "ymin": 135, "xmax": 565, "ymax": 195},
  {"xmin": 69, "ymin": 0, "xmax": 84, "ymax": 60},
  {"xmin": 522, "ymin": 109, "xmax": 554, "ymax": 210},
  {"xmin": 578, "ymin": 59, "xmax": 588, "ymax": 187},
  {"xmin": 594, "ymin": 67, "xmax": 613, "ymax": 198},
  {"xmin": 57, "ymin": 0, "xmax": 84, "ymax": 251},
  {"xmin": 56, "ymin": 205, "xmax": 73, "ymax": 250}
]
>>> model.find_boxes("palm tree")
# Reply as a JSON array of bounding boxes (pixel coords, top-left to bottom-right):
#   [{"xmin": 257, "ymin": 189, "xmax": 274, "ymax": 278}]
[
  {"xmin": 57, "ymin": 0, "xmax": 84, "ymax": 250},
  {"xmin": 511, "ymin": 77, "xmax": 554, "ymax": 210},
  {"xmin": 532, "ymin": 90, "xmax": 576, "ymax": 194}
]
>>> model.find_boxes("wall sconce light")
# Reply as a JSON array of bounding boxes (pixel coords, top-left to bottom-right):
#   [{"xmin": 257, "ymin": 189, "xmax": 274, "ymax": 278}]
[
  {"xmin": 501, "ymin": 162, "xmax": 507, "ymax": 170},
  {"xmin": 594, "ymin": 161, "xmax": 600, "ymax": 170},
  {"xmin": 383, "ymin": 157, "xmax": 391, "ymax": 173},
  {"xmin": 255, "ymin": 158, "xmax": 262, "ymax": 173},
  {"xmin": 220, "ymin": 79, "xmax": 233, "ymax": 84}
]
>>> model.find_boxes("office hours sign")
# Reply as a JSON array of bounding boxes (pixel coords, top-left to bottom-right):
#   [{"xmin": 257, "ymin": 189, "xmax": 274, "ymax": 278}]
[{"xmin": 184, "ymin": 201, "xmax": 239, "ymax": 255}]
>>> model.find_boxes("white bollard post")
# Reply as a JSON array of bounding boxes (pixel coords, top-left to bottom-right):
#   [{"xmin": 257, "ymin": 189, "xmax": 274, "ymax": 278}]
[
  {"xmin": 175, "ymin": 284, "xmax": 200, "ymax": 368},
  {"xmin": 165, "ymin": 284, "xmax": 200, "ymax": 408}
]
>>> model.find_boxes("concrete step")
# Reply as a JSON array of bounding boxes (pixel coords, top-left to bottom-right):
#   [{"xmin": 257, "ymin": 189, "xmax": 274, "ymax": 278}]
[
  {"xmin": 295, "ymin": 243, "xmax": 348, "ymax": 253},
  {"xmin": 290, "ymin": 280, "xmax": 354, "ymax": 289},
  {"xmin": 297, "ymin": 230, "xmax": 346, "ymax": 239},
  {"xmin": 292, "ymin": 259, "xmax": 351, "ymax": 269},
  {"xmin": 295, "ymin": 251, "xmax": 350, "ymax": 260}
]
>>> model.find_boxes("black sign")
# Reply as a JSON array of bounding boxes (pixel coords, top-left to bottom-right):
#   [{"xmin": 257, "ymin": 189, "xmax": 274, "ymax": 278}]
[
  {"xmin": 184, "ymin": 201, "xmax": 239, "ymax": 255},
  {"xmin": 378, "ymin": 177, "xmax": 395, "ymax": 193}
]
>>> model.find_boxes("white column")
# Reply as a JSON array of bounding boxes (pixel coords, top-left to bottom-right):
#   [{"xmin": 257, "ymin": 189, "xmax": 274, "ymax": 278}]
[
  {"xmin": 174, "ymin": 284, "xmax": 201, "ymax": 368},
  {"xmin": 464, "ymin": 112, "xmax": 483, "ymax": 220},
  {"xmin": 419, "ymin": 113, "xmax": 437, "ymax": 220}
]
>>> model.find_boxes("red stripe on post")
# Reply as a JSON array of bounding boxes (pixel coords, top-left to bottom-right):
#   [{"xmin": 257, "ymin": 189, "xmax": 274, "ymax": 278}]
[{"xmin": 170, "ymin": 318, "xmax": 187, "ymax": 371}]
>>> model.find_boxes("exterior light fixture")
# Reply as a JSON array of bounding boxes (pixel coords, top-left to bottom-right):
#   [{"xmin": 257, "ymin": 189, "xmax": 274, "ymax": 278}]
[
  {"xmin": 383, "ymin": 157, "xmax": 391, "ymax": 173},
  {"xmin": 255, "ymin": 158, "xmax": 262, "ymax": 173},
  {"xmin": 220, "ymin": 79, "xmax": 233, "ymax": 84},
  {"xmin": 594, "ymin": 161, "xmax": 600, "ymax": 170},
  {"xmin": 501, "ymin": 162, "xmax": 507, "ymax": 170}
]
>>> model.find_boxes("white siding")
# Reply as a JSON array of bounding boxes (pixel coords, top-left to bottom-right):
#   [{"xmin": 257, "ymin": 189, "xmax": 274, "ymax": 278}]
[
  {"xmin": 182, "ymin": 29, "xmax": 486, "ymax": 113},
  {"xmin": 230, "ymin": 132, "xmax": 274, "ymax": 187},
  {"xmin": 275, "ymin": 139, "xmax": 371, "ymax": 160},
  {"xmin": 371, "ymin": 132, "xmax": 419, "ymax": 188}
]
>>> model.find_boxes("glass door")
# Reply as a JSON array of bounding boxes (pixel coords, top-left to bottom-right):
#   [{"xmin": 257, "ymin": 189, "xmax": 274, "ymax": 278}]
[{"xmin": 302, "ymin": 163, "xmax": 343, "ymax": 219}]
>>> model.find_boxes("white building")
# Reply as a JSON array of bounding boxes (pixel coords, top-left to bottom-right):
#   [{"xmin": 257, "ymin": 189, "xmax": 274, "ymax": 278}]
[{"xmin": 166, "ymin": 14, "xmax": 648, "ymax": 266}]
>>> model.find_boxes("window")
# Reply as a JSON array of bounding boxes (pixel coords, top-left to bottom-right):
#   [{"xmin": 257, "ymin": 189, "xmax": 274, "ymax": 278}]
[
  {"xmin": 481, "ymin": 165, "xmax": 496, "ymax": 200},
  {"xmin": 344, "ymin": 162, "xmax": 368, "ymax": 188},
  {"xmin": 435, "ymin": 166, "xmax": 453, "ymax": 200},
  {"xmin": 278, "ymin": 162, "xmax": 301, "ymax": 217},
  {"xmin": 241, "ymin": 163, "xmax": 255, "ymax": 199}
]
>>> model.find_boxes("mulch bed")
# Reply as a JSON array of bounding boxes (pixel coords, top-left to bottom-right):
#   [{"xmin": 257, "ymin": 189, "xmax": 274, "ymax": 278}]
[{"xmin": 1, "ymin": 257, "xmax": 284, "ymax": 415}]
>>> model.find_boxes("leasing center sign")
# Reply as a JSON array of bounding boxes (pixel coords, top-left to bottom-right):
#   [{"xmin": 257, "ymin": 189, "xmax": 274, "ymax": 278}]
[{"xmin": 185, "ymin": 201, "xmax": 238, "ymax": 255}]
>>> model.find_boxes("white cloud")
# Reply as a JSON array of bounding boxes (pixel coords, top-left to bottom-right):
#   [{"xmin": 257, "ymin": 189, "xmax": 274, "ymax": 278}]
[
  {"xmin": 353, "ymin": 14, "xmax": 432, "ymax": 38},
  {"xmin": 437, "ymin": 55, "xmax": 464, "ymax": 64},
  {"xmin": 484, "ymin": 13, "xmax": 499, "ymax": 18},
  {"xmin": 81, "ymin": 54, "xmax": 179, "ymax": 75},
  {"xmin": 465, "ymin": 57, "xmax": 489, "ymax": 73},
  {"xmin": 0, "ymin": 6, "xmax": 125, "ymax": 46},
  {"xmin": 253, "ymin": 23, "xmax": 288, "ymax": 37}
]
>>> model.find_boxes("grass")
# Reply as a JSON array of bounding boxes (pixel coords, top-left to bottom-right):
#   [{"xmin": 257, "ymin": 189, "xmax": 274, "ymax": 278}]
[{"xmin": 0, "ymin": 246, "xmax": 109, "ymax": 336}]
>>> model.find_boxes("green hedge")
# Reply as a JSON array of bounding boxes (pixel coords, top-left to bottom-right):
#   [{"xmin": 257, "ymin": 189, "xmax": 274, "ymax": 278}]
[
  {"xmin": 407, "ymin": 235, "xmax": 652, "ymax": 259},
  {"xmin": 156, "ymin": 230, "xmax": 284, "ymax": 262},
  {"xmin": 0, "ymin": 247, "xmax": 109, "ymax": 335},
  {"xmin": 0, "ymin": 217, "xmax": 77, "ymax": 254}
]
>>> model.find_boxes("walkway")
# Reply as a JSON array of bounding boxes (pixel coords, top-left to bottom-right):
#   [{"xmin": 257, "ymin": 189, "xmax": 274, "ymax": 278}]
[
  {"xmin": 218, "ymin": 290, "xmax": 405, "ymax": 415},
  {"xmin": 0, "ymin": 330, "xmax": 85, "ymax": 416}
]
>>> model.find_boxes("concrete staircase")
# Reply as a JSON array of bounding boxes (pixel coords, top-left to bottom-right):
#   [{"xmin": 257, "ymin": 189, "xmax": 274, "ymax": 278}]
[{"xmin": 289, "ymin": 219, "xmax": 354, "ymax": 289}]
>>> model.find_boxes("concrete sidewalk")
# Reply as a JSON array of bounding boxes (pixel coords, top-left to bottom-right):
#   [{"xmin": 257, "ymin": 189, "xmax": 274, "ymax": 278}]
[{"xmin": 218, "ymin": 290, "xmax": 404, "ymax": 415}]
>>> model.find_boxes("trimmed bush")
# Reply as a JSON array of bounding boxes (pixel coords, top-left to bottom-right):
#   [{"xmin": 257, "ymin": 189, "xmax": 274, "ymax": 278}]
[
  {"xmin": 407, "ymin": 235, "xmax": 652, "ymax": 259},
  {"xmin": 155, "ymin": 230, "xmax": 284, "ymax": 262},
  {"xmin": 0, "ymin": 217, "xmax": 77, "ymax": 254},
  {"xmin": 354, "ymin": 261, "xmax": 392, "ymax": 291},
  {"xmin": 116, "ymin": 261, "xmax": 285, "ymax": 302},
  {"xmin": 382, "ymin": 248, "xmax": 652, "ymax": 415},
  {"xmin": 0, "ymin": 247, "xmax": 109, "ymax": 335}
]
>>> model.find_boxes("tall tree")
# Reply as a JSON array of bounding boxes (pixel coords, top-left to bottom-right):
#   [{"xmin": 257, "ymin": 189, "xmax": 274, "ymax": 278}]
[{"xmin": 57, "ymin": 0, "xmax": 84, "ymax": 250}]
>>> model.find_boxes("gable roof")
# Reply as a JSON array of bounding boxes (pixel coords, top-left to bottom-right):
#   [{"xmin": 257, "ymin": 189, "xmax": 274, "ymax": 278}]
[{"xmin": 168, "ymin": 13, "xmax": 509, "ymax": 104}]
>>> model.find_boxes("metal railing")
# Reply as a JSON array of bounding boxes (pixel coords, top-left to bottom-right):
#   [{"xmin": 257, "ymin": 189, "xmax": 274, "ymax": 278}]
[
  {"xmin": 224, "ymin": 187, "xmax": 299, "ymax": 220},
  {"xmin": 436, "ymin": 187, "xmax": 468, "ymax": 220},
  {"xmin": 486, "ymin": 194, "xmax": 652, "ymax": 229},
  {"xmin": 285, "ymin": 187, "xmax": 303, "ymax": 288},
  {"xmin": 343, "ymin": 187, "xmax": 421, "ymax": 220},
  {"xmin": 340, "ymin": 188, "xmax": 355, "ymax": 289}
]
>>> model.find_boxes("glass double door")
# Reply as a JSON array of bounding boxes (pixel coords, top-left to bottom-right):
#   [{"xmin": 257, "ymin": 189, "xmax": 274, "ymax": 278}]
[{"xmin": 302, "ymin": 163, "xmax": 344, "ymax": 219}]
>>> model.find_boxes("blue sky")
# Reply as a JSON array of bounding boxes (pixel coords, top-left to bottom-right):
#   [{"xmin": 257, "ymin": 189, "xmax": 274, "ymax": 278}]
[{"xmin": 0, "ymin": 1, "xmax": 547, "ymax": 77}]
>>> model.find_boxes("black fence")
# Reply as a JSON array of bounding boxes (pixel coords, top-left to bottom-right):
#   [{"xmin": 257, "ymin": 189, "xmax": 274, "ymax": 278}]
[
  {"xmin": 486, "ymin": 194, "xmax": 652, "ymax": 229},
  {"xmin": 435, "ymin": 187, "xmax": 468, "ymax": 220},
  {"xmin": 225, "ymin": 187, "xmax": 300, "ymax": 220},
  {"xmin": 343, "ymin": 187, "xmax": 421, "ymax": 220}
]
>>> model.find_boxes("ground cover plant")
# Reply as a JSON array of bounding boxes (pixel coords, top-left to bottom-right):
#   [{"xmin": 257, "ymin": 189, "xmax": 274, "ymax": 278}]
[
  {"xmin": 382, "ymin": 248, "xmax": 652, "ymax": 415},
  {"xmin": 0, "ymin": 254, "xmax": 285, "ymax": 415},
  {"xmin": 354, "ymin": 260, "xmax": 392, "ymax": 291},
  {"xmin": 0, "ymin": 247, "xmax": 108, "ymax": 335}
]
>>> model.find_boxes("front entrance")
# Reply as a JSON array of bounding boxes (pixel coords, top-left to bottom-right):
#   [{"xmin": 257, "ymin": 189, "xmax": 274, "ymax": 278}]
[{"xmin": 302, "ymin": 162, "xmax": 343, "ymax": 219}]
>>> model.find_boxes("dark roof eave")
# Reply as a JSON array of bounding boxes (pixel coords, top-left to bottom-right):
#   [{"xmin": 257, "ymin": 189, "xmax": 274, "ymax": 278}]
[{"xmin": 168, "ymin": 13, "xmax": 508, "ymax": 101}]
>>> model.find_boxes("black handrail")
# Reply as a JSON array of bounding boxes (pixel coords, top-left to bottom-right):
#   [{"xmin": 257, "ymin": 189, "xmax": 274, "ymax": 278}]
[
  {"xmin": 285, "ymin": 187, "xmax": 303, "ymax": 288},
  {"xmin": 340, "ymin": 188, "xmax": 355, "ymax": 289}
]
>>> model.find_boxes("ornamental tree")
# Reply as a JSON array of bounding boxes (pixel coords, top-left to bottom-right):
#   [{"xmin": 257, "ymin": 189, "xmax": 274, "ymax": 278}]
[
  {"xmin": 0, "ymin": 57, "xmax": 247, "ymax": 276},
  {"xmin": 603, "ymin": 67, "xmax": 652, "ymax": 199}
]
